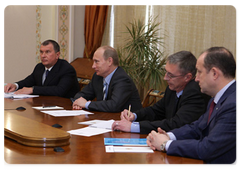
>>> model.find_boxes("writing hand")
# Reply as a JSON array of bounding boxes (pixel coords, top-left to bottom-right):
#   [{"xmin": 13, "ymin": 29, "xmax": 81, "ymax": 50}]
[
  {"xmin": 120, "ymin": 109, "xmax": 135, "ymax": 122},
  {"xmin": 112, "ymin": 118, "xmax": 132, "ymax": 132}
]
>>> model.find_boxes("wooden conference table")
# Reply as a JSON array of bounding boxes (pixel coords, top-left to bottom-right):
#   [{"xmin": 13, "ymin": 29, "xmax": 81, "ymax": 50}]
[{"xmin": 4, "ymin": 96, "xmax": 203, "ymax": 164}]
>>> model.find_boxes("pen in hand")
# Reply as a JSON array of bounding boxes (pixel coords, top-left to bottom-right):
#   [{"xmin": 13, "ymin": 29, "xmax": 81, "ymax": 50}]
[{"xmin": 128, "ymin": 104, "xmax": 131, "ymax": 117}]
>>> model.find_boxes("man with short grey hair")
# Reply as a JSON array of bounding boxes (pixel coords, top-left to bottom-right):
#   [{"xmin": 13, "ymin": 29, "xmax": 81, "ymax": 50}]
[{"xmin": 112, "ymin": 51, "xmax": 210, "ymax": 134}]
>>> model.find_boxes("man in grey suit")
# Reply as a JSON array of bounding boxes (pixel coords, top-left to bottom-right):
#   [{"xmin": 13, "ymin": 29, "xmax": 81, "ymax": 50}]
[
  {"xmin": 72, "ymin": 46, "xmax": 142, "ymax": 113},
  {"xmin": 147, "ymin": 47, "xmax": 236, "ymax": 164},
  {"xmin": 4, "ymin": 39, "xmax": 79, "ymax": 98}
]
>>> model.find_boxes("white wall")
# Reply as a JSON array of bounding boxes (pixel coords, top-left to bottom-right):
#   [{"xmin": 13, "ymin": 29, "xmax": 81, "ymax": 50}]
[{"xmin": 4, "ymin": 5, "xmax": 85, "ymax": 83}]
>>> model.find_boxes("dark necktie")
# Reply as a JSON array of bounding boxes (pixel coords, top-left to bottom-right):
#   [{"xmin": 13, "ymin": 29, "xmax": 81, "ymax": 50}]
[
  {"xmin": 45, "ymin": 69, "xmax": 49, "ymax": 77},
  {"xmin": 43, "ymin": 70, "xmax": 49, "ymax": 85},
  {"xmin": 103, "ymin": 79, "xmax": 107, "ymax": 100},
  {"xmin": 174, "ymin": 95, "xmax": 181, "ymax": 114},
  {"xmin": 207, "ymin": 100, "xmax": 216, "ymax": 124}
]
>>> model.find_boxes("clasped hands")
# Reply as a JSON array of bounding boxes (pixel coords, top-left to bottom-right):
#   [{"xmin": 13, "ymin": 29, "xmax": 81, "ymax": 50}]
[{"xmin": 147, "ymin": 127, "xmax": 170, "ymax": 151}]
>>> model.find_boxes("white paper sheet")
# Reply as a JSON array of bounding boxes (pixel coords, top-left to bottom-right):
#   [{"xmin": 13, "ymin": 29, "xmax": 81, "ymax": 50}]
[
  {"xmin": 89, "ymin": 119, "xmax": 114, "ymax": 130},
  {"xmin": 105, "ymin": 145, "xmax": 154, "ymax": 153},
  {"xmin": 41, "ymin": 110, "xmax": 94, "ymax": 117},
  {"xmin": 68, "ymin": 127, "xmax": 112, "ymax": 137},
  {"xmin": 32, "ymin": 106, "xmax": 64, "ymax": 110},
  {"xmin": 78, "ymin": 119, "xmax": 109, "ymax": 125},
  {"xmin": 68, "ymin": 119, "xmax": 114, "ymax": 137}
]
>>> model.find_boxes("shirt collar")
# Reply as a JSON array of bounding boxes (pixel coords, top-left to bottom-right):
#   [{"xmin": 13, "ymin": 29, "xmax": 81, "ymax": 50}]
[
  {"xmin": 176, "ymin": 90, "xmax": 183, "ymax": 98},
  {"xmin": 213, "ymin": 79, "xmax": 235, "ymax": 104},
  {"xmin": 104, "ymin": 67, "xmax": 118, "ymax": 85},
  {"xmin": 45, "ymin": 66, "xmax": 53, "ymax": 71}
]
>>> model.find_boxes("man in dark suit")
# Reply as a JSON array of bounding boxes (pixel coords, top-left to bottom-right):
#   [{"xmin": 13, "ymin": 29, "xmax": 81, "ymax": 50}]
[
  {"xmin": 72, "ymin": 46, "xmax": 142, "ymax": 113},
  {"xmin": 112, "ymin": 51, "xmax": 209, "ymax": 134},
  {"xmin": 4, "ymin": 39, "xmax": 79, "ymax": 98},
  {"xmin": 147, "ymin": 47, "xmax": 236, "ymax": 164}
]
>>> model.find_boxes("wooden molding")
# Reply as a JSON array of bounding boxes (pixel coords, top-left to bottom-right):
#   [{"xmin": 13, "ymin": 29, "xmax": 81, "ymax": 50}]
[{"xmin": 4, "ymin": 111, "xmax": 70, "ymax": 147}]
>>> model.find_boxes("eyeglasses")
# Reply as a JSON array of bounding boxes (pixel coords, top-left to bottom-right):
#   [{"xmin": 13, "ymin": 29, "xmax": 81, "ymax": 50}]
[{"xmin": 164, "ymin": 69, "xmax": 185, "ymax": 79}]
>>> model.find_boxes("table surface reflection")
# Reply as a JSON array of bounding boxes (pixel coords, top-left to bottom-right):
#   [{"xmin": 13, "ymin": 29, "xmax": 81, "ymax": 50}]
[{"xmin": 4, "ymin": 96, "xmax": 203, "ymax": 164}]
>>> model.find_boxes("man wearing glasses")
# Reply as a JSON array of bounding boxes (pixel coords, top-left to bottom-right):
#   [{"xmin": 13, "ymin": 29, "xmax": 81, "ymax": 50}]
[{"xmin": 112, "ymin": 51, "xmax": 210, "ymax": 134}]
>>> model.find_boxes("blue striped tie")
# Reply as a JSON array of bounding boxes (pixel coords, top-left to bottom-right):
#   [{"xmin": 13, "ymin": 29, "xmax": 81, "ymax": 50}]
[{"xmin": 103, "ymin": 79, "xmax": 107, "ymax": 100}]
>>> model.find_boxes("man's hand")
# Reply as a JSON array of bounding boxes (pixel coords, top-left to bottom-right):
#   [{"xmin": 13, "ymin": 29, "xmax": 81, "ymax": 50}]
[
  {"xmin": 147, "ymin": 128, "xmax": 170, "ymax": 151},
  {"xmin": 72, "ymin": 97, "xmax": 87, "ymax": 110},
  {"xmin": 4, "ymin": 83, "xmax": 17, "ymax": 93},
  {"xmin": 120, "ymin": 109, "xmax": 135, "ymax": 122},
  {"xmin": 112, "ymin": 118, "xmax": 132, "ymax": 132},
  {"xmin": 14, "ymin": 87, "xmax": 33, "ymax": 95}
]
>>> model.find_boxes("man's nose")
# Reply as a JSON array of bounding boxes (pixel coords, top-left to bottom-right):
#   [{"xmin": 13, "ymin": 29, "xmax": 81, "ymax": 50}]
[
  {"xmin": 195, "ymin": 75, "xmax": 199, "ymax": 82},
  {"xmin": 163, "ymin": 73, "xmax": 169, "ymax": 80}
]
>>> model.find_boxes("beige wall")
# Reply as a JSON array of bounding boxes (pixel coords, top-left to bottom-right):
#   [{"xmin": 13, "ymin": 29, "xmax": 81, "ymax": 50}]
[
  {"xmin": 5, "ymin": 6, "xmax": 38, "ymax": 83},
  {"xmin": 4, "ymin": 5, "xmax": 85, "ymax": 83}
]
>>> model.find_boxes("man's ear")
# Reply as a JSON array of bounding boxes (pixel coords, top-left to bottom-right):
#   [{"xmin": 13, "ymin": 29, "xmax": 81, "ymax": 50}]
[
  {"xmin": 211, "ymin": 67, "xmax": 220, "ymax": 80},
  {"xmin": 108, "ymin": 57, "xmax": 113, "ymax": 65},
  {"xmin": 56, "ymin": 51, "xmax": 60, "ymax": 59},
  {"xmin": 185, "ymin": 73, "xmax": 193, "ymax": 82}
]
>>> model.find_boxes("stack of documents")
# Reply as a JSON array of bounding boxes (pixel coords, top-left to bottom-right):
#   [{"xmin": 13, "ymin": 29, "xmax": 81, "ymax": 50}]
[
  {"xmin": 104, "ymin": 138, "xmax": 153, "ymax": 153},
  {"xmin": 4, "ymin": 92, "xmax": 39, "ymax": 99},
  {"xmin": 68, "ymin": 120, "xmax": 114, "ymax": 137}
]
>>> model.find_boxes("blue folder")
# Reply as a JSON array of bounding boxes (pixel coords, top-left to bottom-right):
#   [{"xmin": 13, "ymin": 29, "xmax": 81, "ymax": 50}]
[{"xmin": 104, "ymin": 138, "xmax": 147, "ymax": 146}]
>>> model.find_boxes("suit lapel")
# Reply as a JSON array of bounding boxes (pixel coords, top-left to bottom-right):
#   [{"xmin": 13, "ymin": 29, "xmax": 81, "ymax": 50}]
[{"xmin": 206, "ymin": 82, "xmax": 236, "ymax": 126}]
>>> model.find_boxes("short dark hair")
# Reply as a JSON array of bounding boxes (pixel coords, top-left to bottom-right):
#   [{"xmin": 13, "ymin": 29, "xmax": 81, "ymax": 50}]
[
  {"xmin": 41, "ymin": 40, "xmax": 60, "ymax": 53},
  {"xmin": 203, "ymin": 47, "xmax": 236, "ymax": 78},
  {"xmin": 167, "ymin": 51, "xmax": 197, "ymax": 76},
  {"xmin": 102, "ymin": 46, "xmax": 119, "ymax": 66}
]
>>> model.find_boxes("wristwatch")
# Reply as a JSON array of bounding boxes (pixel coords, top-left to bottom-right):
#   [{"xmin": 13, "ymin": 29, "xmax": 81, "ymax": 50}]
[{"xmin": 160, "ymin": 141, "xmax": 168, "ymax": 152}]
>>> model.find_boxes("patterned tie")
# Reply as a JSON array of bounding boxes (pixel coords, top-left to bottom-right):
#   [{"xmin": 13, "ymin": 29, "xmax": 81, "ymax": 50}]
[
  {"xmin": 103, "ymin": 79, "xmax": 107, "ymax": 100},
  {"xmin": 208, "ymin": 100, "xmax": 216, "ymax": 124}
]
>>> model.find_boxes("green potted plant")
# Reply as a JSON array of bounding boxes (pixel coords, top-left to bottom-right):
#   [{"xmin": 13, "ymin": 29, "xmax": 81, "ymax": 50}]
[{"xmin": 118, "ymin": 17, "xmax": 167, "ymax": 99}]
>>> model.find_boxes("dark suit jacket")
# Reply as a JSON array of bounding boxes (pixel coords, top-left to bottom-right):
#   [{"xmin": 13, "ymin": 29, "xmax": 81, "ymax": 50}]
[
  {"xmin": 168, "ymin": 82, "xmax": 236, "ymax": 164},
  {"xmin": 74, "ymin": 66, "xmax": 142, "ymax": 112},
  {"xmin": 135, "ymin": 79, "xmax": 210, "ymax": 134},
  {"xmin": 16, "ymin": 59, "xmax": 80, "ymax": 98}
]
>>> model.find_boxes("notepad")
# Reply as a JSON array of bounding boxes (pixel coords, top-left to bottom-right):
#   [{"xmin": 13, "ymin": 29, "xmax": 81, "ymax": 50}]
[{"xmin": 104, "ymin": 138, "xmax": 147, "ymax": 146}]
